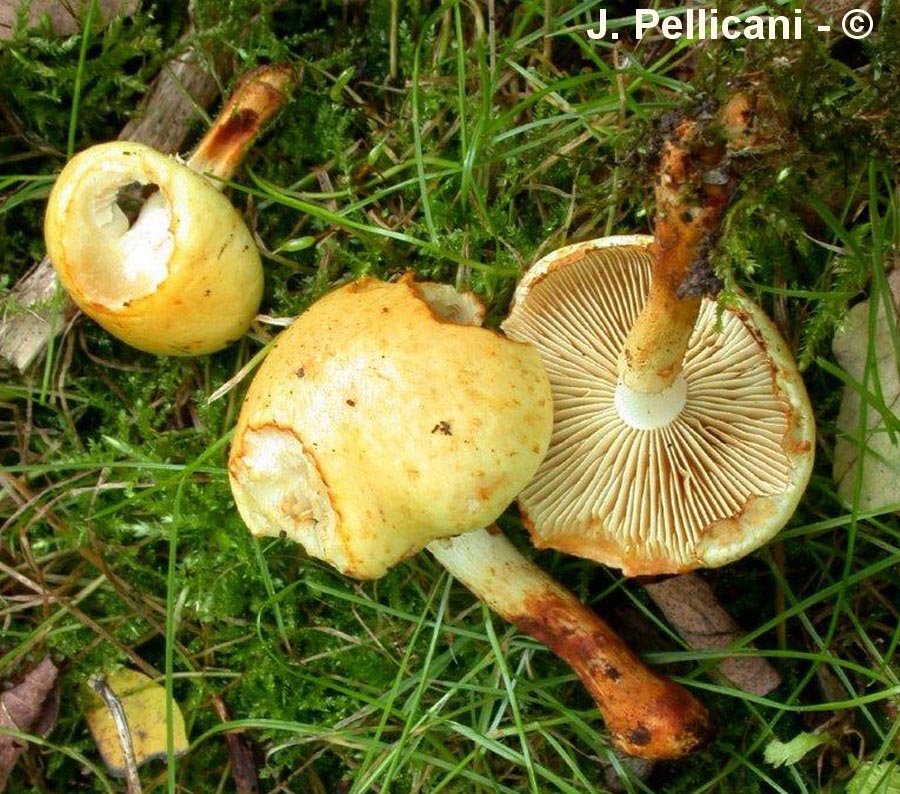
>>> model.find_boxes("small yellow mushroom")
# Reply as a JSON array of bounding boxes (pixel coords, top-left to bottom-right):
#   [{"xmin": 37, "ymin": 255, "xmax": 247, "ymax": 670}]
[
  {"xmin": 43, "ymin": 64, "xmax": 294, "ymax": 356},
  {"xmin": 44, "ymin": 142, "xmax": 262, "ymax": 355}
]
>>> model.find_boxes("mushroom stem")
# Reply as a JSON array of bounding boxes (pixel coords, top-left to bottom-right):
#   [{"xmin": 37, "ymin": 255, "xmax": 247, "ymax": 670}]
[
  {"xmin": 186, "ymin": 63, "xmax": 296, "ymax": 184},
  {"xmin": 619, "ymin": 120, "xmax": 727, "ymax": 394},
  {"xmin": 619, "ymin": 99, "xmax": 747, "ymax": 395},
  {"xmin": 427, "ymin": 527, "xmax": 712, "ymax": 760}
]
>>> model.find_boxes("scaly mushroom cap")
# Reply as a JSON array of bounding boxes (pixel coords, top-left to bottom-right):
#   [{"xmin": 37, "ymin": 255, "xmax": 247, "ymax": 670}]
[
  {"xmin": 44, "ymin": 141, "xmax": 263, "ymax": 355},
  {"xmin": 229, "ymin": 276, "xmax": 553, "ymax": 579},
  {"xmin": 501, "ymin": 236, "xmax": 815, "ymax": 576}
]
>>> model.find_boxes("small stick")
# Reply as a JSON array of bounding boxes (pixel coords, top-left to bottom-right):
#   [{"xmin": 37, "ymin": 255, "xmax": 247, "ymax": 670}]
[
  {"xmin": 643, "ymin": 573, "xmax": 782, "ymax": 697},
  {"xmin": 388, "ymin": 0, "xmax": 399, "ymax": 81},
  {"xmin": 88, "ymin": 675, "xmax": 142, "ymax": 794},
  {"xmin": 212, "ymin": 695, "xmax": 260, "ymax": 794}
]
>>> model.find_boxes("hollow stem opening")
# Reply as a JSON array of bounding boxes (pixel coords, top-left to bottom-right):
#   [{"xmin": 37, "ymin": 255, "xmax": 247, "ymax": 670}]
[{"xmin": 115, "ymin": 181, "xmax": 161, "ymax": 227}]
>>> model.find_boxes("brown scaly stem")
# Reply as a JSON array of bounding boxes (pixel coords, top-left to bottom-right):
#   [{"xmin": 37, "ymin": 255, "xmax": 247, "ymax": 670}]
[
  {"xmin": 618, "ymin": 95, "xmax": 754, "ymax": 395},
  {"xmin": 187, "ymin": 63, "xmax": 296, "ymax": 184},
  {"xmin": 429, "ymin": 528, "xmax": 713, "ymax": 760}
]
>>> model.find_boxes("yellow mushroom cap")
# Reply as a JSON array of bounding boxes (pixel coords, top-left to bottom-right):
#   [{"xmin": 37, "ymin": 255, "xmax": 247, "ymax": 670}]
[
  {"xmin": 228, "ymin": 276, "xmax": 554, "ymax": 579},
  {"xmin": 44, "ymin": 141, "xmax": 263, "ymax": 356},
  {"xmin": 501, "ymin": 236, "xmax": 815, "ymax": 576}
]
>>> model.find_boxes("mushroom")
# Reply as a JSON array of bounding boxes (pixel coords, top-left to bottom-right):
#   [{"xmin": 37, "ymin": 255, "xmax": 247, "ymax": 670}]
[
  {"xmin": 499, "ymin": 103, "xmax": 815, "ymax": 690},
  {"xmin": 501, "ymin": 235, "xmax": 815, "ymax": 574},
  {"xmin": 43, "ymin": 64, "xmax": 293, "ymax": 356},
  {"xmin": 229, "ymin": 275, "xmax": 712, "ymax": 759}
]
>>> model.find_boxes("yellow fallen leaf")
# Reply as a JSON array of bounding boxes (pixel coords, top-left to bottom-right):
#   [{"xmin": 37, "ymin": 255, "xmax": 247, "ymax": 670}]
[{"xmin": 85, "ymin": 669, "xmax": 188, "ymax": 778}]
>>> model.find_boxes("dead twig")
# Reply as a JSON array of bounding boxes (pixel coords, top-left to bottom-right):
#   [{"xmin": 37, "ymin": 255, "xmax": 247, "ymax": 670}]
[
  {"xmin": 88, "ymin": 676, "xmax": 142, "ymax": 794},
  {"xmin": 212, "ymin": 695, "xmax": 260, "ymax": 794}
]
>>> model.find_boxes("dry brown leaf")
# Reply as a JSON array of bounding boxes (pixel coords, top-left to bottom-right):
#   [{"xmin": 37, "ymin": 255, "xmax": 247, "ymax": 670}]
[
  {"xmin": 0, "ymin": 656, "xmax": 60, "ymax": 792},
  {"xmin": 0, "ymin": 0, "xmax": 136, "ymax": 40},
  {"xmin": 832, "ymin": 268, "xmax": 900, "ymax": 513},
  {"xmin": 643, "ymin": 573, "xmax": 782, "ymax": 696}
]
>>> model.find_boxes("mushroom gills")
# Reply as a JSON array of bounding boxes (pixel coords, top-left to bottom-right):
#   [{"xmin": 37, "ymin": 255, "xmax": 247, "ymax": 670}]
[{"xmin": 502, "ymin": 238, "xmax": 814, "ymax": 574}]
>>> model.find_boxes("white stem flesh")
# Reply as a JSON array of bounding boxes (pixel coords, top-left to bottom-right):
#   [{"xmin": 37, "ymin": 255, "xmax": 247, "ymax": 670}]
[{"xmin": 426, "ymin": 527, "xmax": 553, "ymax": 617}]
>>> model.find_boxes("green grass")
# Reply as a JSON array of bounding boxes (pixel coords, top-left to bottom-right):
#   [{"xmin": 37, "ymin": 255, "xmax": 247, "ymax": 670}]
[{"xmin": 2, "ymin": 0, "xmax": 900, "ymax": 791}]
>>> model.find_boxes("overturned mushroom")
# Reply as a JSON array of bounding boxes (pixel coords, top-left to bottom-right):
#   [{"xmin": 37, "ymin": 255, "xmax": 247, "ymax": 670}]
[
  {"xmin": 501, "ymin": 104, "xmax": 814, "ymax": 693},
  {"xmin": 502, "ymin": 235, "xmax": 814, "ymax": 574},
  {"xmin": 229, "ymin": 275, "xmax": 712, "ymax": 759},
  {"xmin": 43, "ymin": 64, "xmax": 293, "ymax": 356}
]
